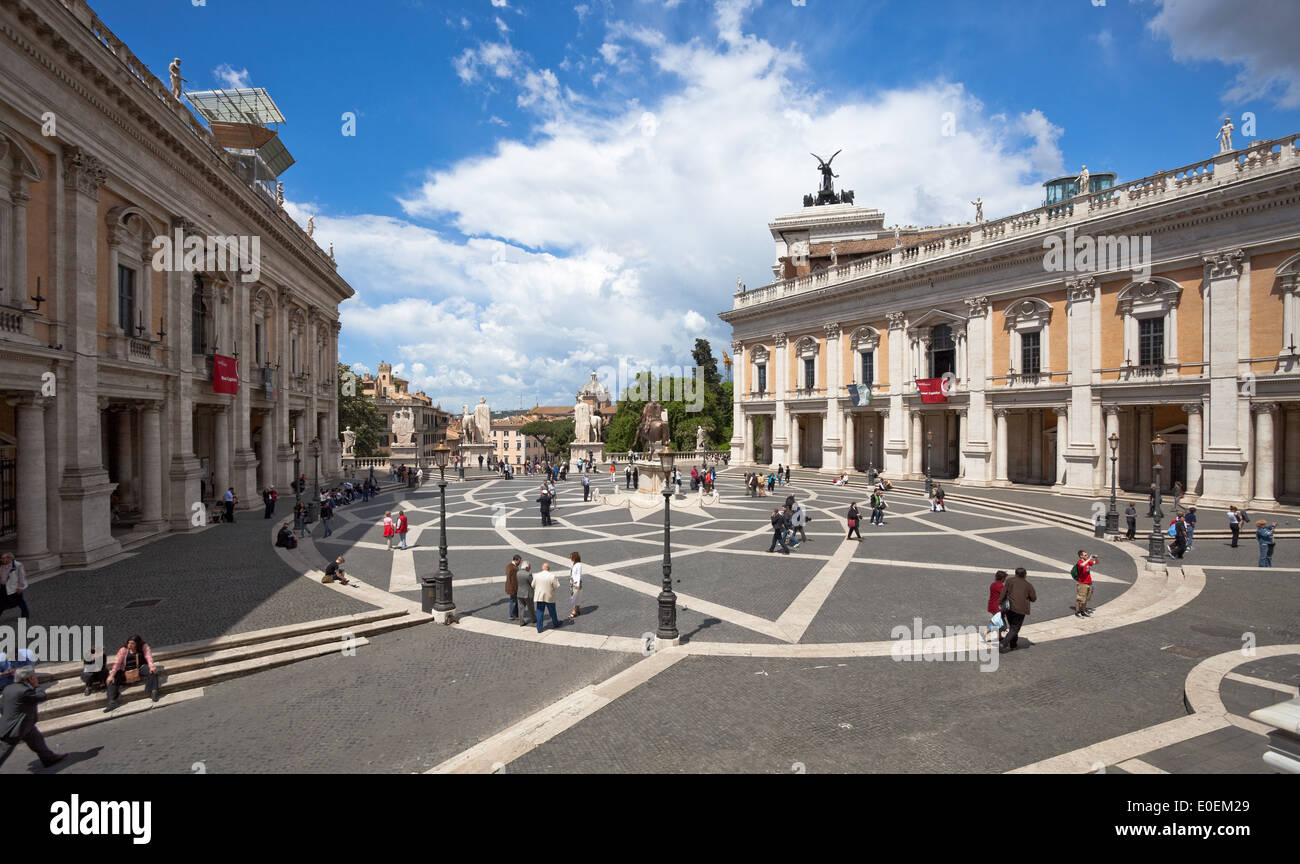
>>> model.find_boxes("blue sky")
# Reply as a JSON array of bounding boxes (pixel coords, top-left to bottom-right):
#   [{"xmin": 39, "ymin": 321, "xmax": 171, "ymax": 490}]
[{"xmin": 109, "ymin": 0, "xmax": 1300, "ymax": 410}]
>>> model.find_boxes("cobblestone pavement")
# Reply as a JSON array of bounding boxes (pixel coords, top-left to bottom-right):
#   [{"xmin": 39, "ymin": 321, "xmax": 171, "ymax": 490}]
[
  {"xmin": 4, "ymin": 508, "xmax": 376, "ymax": 648},
  {"xmin": 4, "ymin": 467, "xmax": 1293, "ymax": 774}
]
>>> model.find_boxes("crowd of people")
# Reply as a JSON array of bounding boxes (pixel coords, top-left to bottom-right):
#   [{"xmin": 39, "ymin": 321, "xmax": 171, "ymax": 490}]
[{"xmin": 503, "ymin": 551, "xmax": 585, "ymax": 632}]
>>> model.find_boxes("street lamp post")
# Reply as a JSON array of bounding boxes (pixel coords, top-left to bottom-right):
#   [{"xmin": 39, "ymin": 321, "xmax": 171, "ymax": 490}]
[
  {"xmin": 292, "ymin": 438, "xmax": 302, "ymax": 511},
  {"xmin": 868, "ymin": 426, "xmax": 877, "ymax": 485},
  {"xmin": 1147, "ymin": 434, "xmax": 1167, "ymax": 562},
  {"xmin": 657, "ymin": 450, "xmax": 679, "ymax": 643},
  {"xmin": 1106, "ymin": 432, "xmax": 1120, "ymax": 534},
  {"xmin": 424, "ymin": 443, "xmax": 456, "ymax": 621},
  {"xmin": 925, "ymin": 429, "xmax": 934, "ymax": 497},
  {"xmin": 310, "ymin": 437, "xmax": 320, "ymax": 503}
]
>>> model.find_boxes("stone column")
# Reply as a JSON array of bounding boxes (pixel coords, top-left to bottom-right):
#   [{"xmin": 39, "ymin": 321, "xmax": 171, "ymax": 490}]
[
  {"xmin": 730, "ymin": 341, "xmax": 745, "ymax": 459},
  {"xmin": 1137, "ymin": 407, "xmax": 1152, "ymax": 489},
  {"xmin": 115, "ymin": 407, "xmax": 134, "ymax": 511},
  {"xmin": 995, "ymin": 409, "xmax": 1009, "ymax": 484},
  {"xmin": 958, "ymin": 408, "xmax": 968, "ymax": 478},
  {"xmin": 845, "ymin": 412, "xmax": 855, "ymax": 471},
  {"xmin": 10, "ymin": 396, "xmax": 49, "ymax": 560},
  {"xmin": 1285, "ymin": 406, "xmax": 1300, "ymax": 499},
  {"xmin": 961, "ymin": 297, "xmax": 992, "ymax": 484},
  {"xmin": 911, "ymin": 411, "xmax": 923, "ymax": 477},
  {"xmin": 260, "ymin": 409, "xmax": 276, "ymax": 489},
  {"xmin": 823, "ymin": 324, "xmax": 842, "ymax": 472},
  {"xmin": 213, "ymin": 406, "xmax": 230, "ymax": 499},
  {"xmin": 9, "ymin": 181, "xmax": 29, "ymax": 311},
  {"xmin": 1064, "ymin": 277, "xmax": 1099, "ymax": 490},
  {"xmin": 790, "ymin": 413, "xmax": 800, "ymax": 468},
  {"xmin": 1182, "ymin": 402, "xmax": 1203, "ymax": 497},
  {"xmin": 140, "ymin": 403, "xmax": 163, "ymax": 527},
  {"xmin": 1250, "ymin": 402, "xmax": 1278, "ymax": 508},
  {"xmin": 1201, "ymin": 249, "xmax": 1248, "ymax": 504},
  {"xmin": 885, "ymin": 312, "xmax": 908, "ymax": 475},
  {"xmin": 1054, "ymin": 406, "xmax": 1069, "ymax": 487},
  {"xmin": 772, "ymin": 333, "xmax": 789, "ymax": 465}
]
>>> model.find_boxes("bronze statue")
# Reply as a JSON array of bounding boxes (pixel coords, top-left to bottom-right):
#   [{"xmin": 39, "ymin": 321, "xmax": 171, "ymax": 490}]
[
  {"xmin": 634, "ymin": 401, "xmax": 671, "ymax": 453},
  {"xmin": 811, "ymin": 150, "xmax": 842, "ymax": 195}
]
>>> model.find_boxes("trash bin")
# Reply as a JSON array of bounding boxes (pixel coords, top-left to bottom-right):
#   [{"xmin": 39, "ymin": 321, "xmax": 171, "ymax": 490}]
[{"xmin": 306, "ymin": 501, "xmax": 319, "ymax": 523}]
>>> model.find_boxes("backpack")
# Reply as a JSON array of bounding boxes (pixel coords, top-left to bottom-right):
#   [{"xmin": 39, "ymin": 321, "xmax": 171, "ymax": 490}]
[{"xmin": 1070, "ymin": 563, "xmax": 1079, "ymax": 581}]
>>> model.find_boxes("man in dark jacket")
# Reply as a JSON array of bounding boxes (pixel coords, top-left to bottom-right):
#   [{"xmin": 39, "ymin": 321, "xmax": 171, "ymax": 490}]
[
  {"xmin": 768, "ymin": 508, "xmax": 791, "ymax": 554},
  {"xmin": 0, "ymin": 666, "xmax": 65, "ymax": 769},
  {"xmin": 538, "ymin": 489, "xmax": 553, "ymax": 526},
  {"xmin": 505, "ymin": 555, "xmax": 521, "ymax": 621},
  {"xmin": 999, "ymin": 567, "xmax": 1037, "ymax": 653}
]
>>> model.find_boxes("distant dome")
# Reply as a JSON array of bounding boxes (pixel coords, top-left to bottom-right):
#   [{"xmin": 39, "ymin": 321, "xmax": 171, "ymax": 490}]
[{"xmin": 577, "ymin": 371, "xmax": 610, "ymax": 402}]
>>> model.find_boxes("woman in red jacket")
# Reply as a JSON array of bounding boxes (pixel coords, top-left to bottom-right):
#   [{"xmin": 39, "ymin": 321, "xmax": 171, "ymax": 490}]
[
  {"xmin": 105, "ymin": 634, "xmax": 160, "ymax": 711},
  {"xmin": 396, "ymin": 510, "xmax": 409, "ymax": 550},
  {"xmin": 986, "ymin": 571, "xmax": 1008, "ymax": 643}
]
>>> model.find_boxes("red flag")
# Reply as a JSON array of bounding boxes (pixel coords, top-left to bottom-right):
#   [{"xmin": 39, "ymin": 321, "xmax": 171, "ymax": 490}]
[
  {"xmin": 213, "ymin": 354, "xmax": 239, "ymax": 394},
  {"xmin": 915, "ymin": 378, "xmax": 948, "ymax": 403}
]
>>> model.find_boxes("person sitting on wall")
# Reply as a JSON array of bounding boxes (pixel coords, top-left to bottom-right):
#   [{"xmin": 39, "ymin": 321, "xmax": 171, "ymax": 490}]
[{"xmin": 275, "ymin": 522, "xmax": 298, "ymax": 549}]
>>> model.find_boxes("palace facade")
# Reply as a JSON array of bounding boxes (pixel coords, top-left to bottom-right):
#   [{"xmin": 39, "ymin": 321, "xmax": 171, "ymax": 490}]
[
  {"xmin": 0, "ymin": 0, "xmax": 352, "ymax": 572},
  {"xmin": 720, "ymin": 135, "xmax": 1300, "ymax": 508}
]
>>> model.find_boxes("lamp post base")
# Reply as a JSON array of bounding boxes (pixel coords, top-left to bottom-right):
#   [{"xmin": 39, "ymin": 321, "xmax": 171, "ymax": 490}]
[{"xmin": 1147, "ymin": 532, "xmax": 1167, "ymax": 562}]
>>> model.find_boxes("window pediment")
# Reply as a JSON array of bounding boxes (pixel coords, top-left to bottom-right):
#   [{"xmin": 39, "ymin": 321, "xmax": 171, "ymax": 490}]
[
  {"xmin": 1116, "ymin": 278, "xmax": 1181, "ymax": 316},
  {"xmin": 849, "ymin": 325, "xmax": 880, "ymax": 351}
]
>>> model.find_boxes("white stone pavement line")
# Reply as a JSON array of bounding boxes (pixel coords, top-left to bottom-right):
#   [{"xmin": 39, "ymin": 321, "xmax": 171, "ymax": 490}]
[
  {"xmin": 428, "ymin": 649, "xmax": 688, "ymax": 774},
  {"xmin": 772, "ymin": 539, "xmax": 860, "ymax": 642},
  {"xmin": 1199, "ymin": 566, "xmax": 1300, "ymax": 573},
  {"xmin": 1115, "ymin": 758, "xmax": 1170, "ymax": 774},
  {"xmin": 1223, "ymin": 672, "xmax": 1299, "ymax": 696},
  {"xmin": 494, "ymin": 524, "xmax": 791, "ymax": 641},
  {"xmin": 388, "ymin": 548, "xmax": 418, "ymax": 593},
  {"xmin": 1008, "ymin": 644, "xmax": 1299, "ymax": 773}
]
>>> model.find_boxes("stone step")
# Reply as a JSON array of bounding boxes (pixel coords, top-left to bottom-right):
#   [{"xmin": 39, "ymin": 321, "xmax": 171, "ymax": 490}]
[
  {"xmin": 36, "ymin": 607, "xmax": 409, "ymax": 683},
  {"xmin": 41, "ymin": 611, "xmax": 427, "ymax": 722}
]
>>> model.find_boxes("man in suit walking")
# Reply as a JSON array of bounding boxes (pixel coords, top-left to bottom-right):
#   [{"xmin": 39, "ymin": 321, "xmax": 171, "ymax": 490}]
[
  {"xmin": 516, "ymin": 560, "xmax": 535, "ymax": 627},
  {"xmin": 0, "ymin": 666, "xmax": 65, "ymax": 769}
]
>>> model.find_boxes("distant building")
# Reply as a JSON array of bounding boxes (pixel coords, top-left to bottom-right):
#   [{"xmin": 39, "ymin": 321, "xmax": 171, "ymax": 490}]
[{"xmin": 357, "ymin": 362, "xmax": 449, "ymax": 462}]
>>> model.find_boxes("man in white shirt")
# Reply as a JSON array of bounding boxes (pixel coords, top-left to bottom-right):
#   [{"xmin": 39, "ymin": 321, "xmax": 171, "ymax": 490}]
[
  {"xmin": 532, "ymin": 563, "xmax": 562, "ymax": 633},
  {"xmin": 0, "ymin": 554, "xmax": 29, "ymax": 619}
]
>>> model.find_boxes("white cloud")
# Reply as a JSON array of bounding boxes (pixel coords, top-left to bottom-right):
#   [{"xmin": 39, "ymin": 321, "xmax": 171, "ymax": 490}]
[
  {"xmin": 491, "ymin": 0, "xmax": 509, "ymax": 7},
  {"xmin": 213, "ymin": 63, "xmax": 251, "ymax": 89},
  {"xmin": 495, "ymin": 15, "xmax": 510, "ymax": 35},
  {"xmin": 1147, "ymin": 0, "xmax": 1300, "ymax": 108},
  {"xmin": 329, "ymin": 0, "xmax": 1068, "ymax": 409}
]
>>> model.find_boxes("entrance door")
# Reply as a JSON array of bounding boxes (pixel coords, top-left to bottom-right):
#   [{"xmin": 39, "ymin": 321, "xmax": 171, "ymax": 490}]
[{"xmin": 1169, "ymin": 443, "xmax": 1186, "ymax": 493}]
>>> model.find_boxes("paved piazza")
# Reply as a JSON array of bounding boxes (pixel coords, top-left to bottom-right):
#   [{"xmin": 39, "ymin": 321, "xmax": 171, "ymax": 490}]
[{"xmin": 7, "ymin": 470, "xmax": 1295, "ymax": 775}]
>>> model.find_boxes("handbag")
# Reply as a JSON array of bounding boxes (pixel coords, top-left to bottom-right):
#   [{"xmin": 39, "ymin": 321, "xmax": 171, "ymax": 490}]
[{"xmin": 124, "ymin": 668, "xmax": 141, "ymax": 685}]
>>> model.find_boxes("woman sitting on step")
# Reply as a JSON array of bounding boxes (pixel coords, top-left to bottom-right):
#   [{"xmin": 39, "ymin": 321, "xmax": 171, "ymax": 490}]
[{"xmin": 104, "ymin": 634, "xmax": 161, "ymax": 712}]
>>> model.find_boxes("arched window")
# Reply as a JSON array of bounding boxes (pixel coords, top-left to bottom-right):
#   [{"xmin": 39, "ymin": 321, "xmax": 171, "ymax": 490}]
[
  {"xmin": 929, "ymin": 324, "xmax": 955, "ymax": 378},
  {"xmin": 191, "ymin": 274, "xmax": 207, "ymax": 355}
]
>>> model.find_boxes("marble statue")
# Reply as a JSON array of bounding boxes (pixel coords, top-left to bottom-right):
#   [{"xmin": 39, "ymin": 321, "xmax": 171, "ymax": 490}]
[
  {"xmin": 970, "ymin": 197, "xmax": 983, "ymax": 222},
  {"xmin": 893, "ymin": 224, "xmax": 901, "ymax": 245},
  {"xmin": 1076, "ymin": 165, "xmax": 1090, "ymax": 197},
  {"xmin": 590, "ymin": 412, "xmax": 603, "ymax": 442},
  {"xmin": 328, "ymin": 242, "xmax": 335, "ymax": 261},
  {"xmin": 391, "ymin": 408, "xmax": 415, "ymax": 447},
  {"xmin": 695, "ymin": 425, "xmax": 707, "ymax": 451},
  {"xmin": 341, "ymin": 426, "xmax": 356, "ymax": 456},
  {"xmin": 460, "ymin": 404, "xmax": 476, "ymax": 444},
  {"xmin": 307, "ymin": 215, "xmax": 315, "ymax": 237},
  {"xmin": 829, "ymin": 244, "xmax": 838, "ymax": 266},
  {"xmin": 276, "ymin": 181, "xmax": 284, "ymax": 207},
  {"xmin": 737, "ymin": 275, "xmax": 743, "ymax": 293},
  {"xmin": 474, "ymin": 397, "xmax": 491, "ymax": 444},
  {"xmin": 1217, "ymin": 117, "xmax": 1234, "ymax": 153},
  {"xmin": 169, "ymin": 58, "xmax": 184, "ymax": 99},
  {"xmin": 574, "ymin": 398, "xmax": 591, "ymax": 443}
]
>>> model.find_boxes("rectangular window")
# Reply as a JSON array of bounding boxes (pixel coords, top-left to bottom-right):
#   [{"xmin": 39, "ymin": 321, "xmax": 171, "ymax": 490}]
[
  {"xmin": 1021, "ymin": 331, "xmax": 1041, "ymax": 374},
  {"xmin": 804, "ymin": 357, "xmax": 815, "ymax": 389},
  {"xmin": 117, "ymin": 266, "xmax": 135, "ymax": 334},
  {"xmin": 860, "ymin": 351, "xmax": 874, "ymax": 386},
  {"xmin": 756, "ymin": 365, "xmax": 767, "ymax": 393},
  {"xmin": 1138, "ymin": 318, "xmax": 1164, "ymax": 366}
]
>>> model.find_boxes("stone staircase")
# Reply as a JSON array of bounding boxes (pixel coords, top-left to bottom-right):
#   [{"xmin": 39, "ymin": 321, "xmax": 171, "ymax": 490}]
[{"xmin": 34, "ymin": 607, "xmax": 428, "ymax": 736}]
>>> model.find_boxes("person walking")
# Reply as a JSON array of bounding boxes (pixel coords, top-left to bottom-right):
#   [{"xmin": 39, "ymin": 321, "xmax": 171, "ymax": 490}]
[
  {"xmin": 1072, "ymin": 550, "xmax": 1096, "ymax": 616},
  {"xmin": 0, "ymin": 554, "xmax": 29, "ymax": 620},
  {"xmin": 382, "ymin": 511, "xmax": 395, "ymax": 551},
  {"xmin": 768, "ymin": 508, "xmax": 791, "ymax": 554},
  {"xmin": 396, "ymin": 510, "xmax": 409, "ymax": 550},
  {"xmin": 1169, "ymin": 515, "xmax": 1187, "ymax": 559},
  {"xmin": 319, "ymin": 497, "xmax": 334, "ymax": 538},
  {"xmin": 263, "ymin": 486, "xmax": 275, "ymax": 519},
  {"xmin": 1257, "ymin": 520, "xmax": 1276, "ymax": 567},
  {"xmin": 567, "ymin": 551, "xmax": 583, "ymax": 619},
  {"xmin": 869, "ymin": 489, "xmax": 885, "ymax": 525},
  {"xmin": 538, "ymin": 487, "xmax": 553, "ymax": 526},
  {"xmin": 790, "ymin": 500, "xmax": 809, "ymax": 545},
  {"xmin": 533, "ymin": 563, "xmax": 562, "ymax": 632},
  {"xmin": 517, "ymin": 560, "xmax": 535, "ymax": 626},
  {"xmin": 986, "ymin": 570, "xmax": 1009, "ymax": 643},
  {"xmin": 223, "ymin": 487, "xmax": 237, "ymax": 523},
  {"xmin": 1227, "ymin": 506, "xmax": 1241, "ymax": 548},
  {"xmin": 933, "ymin": 483, "xmax": 946, "ymax": 512},
  {"xmin": 1124, "ymin": 503, "xmax": 1137, "ymax": 540},
  {"xmin": 582, "ymin": 475, "xmax": 591, "ymax": 502},
  {"xmin": 505, "ymin": 554, "xmax": 521, "ymax": 621},
  {"xmin": 846, "ymin": 502, "xmax": 863, "ymax": 541},
  {"xmin": 1184, "ymin": 507, "xmax": 1197, "ymax": 550},
  {"xmin": 625, "ymin": 463, "xmax": 632, "ymax": 489},
  {"xmin": 0, "ymin": 666, "xmax": 65, "ymax": 769},
  {"xmin": 293, "ymin": 501, "xmax": 308, "ymax": 538},
  {"xmin": 999, "ymin": 566, "xmax": 1037, "ymax": 652}
]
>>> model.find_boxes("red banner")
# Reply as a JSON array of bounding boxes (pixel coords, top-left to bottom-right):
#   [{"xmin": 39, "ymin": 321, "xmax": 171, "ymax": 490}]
[
  {"xmin": 915, "ymin": 377, "xmax": 948, "ymax": 403},
  {"xmin": 213, "ymin": 354, "xmax": 239, "ymax": 394}
]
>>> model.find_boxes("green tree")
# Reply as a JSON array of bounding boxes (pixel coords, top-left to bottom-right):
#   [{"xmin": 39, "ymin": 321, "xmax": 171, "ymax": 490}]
[
  {"xmin": 337, "ymin": 362, "xmax": 384, "ymax": 457},
  {"xmin": 521, "ymin": 418, "xmax": 575, "ymax": 459}
]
